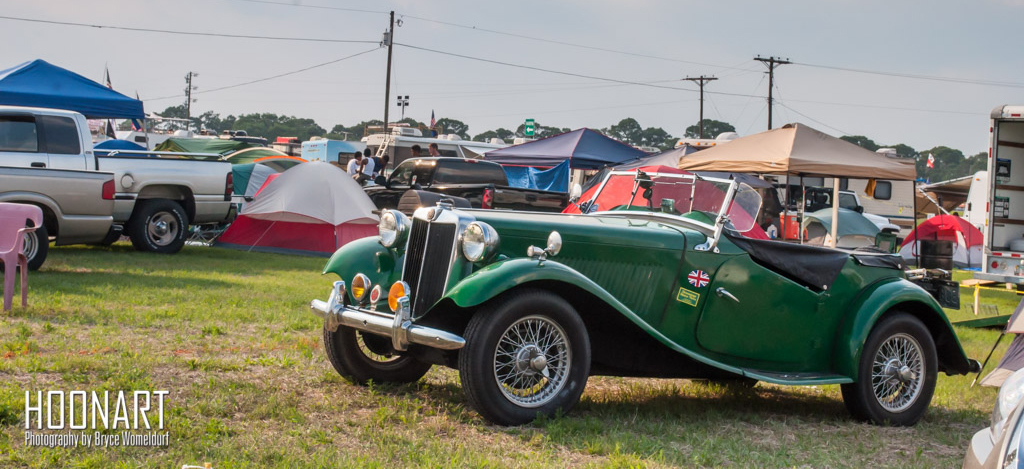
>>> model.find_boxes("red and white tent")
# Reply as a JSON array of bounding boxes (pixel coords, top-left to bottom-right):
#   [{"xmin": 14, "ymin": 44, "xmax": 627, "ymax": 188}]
[
  {"xmin": 217, "ymin": 162, "xmax": 378, "ymax": 256},
  {"xmin": 899, "ymin": 214, "xmax": 983, "ymax": 268}
]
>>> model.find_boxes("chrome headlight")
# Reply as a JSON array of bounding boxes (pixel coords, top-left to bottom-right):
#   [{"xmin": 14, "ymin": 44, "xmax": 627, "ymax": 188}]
[
  {"xmin": 378, "ymin": 209, "xmax": 410, "ymax": 248},
  {"xmin": 993, "ymin": 369, "xmax": 1024, "ymax": 440},
  {"xmin": 460, "ymin": 221, "xmax": 499, "ymax": 262}
]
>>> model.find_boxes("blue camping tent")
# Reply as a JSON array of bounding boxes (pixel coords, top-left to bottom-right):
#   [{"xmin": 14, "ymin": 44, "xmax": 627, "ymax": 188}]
[
  {"xmin": 93, "ymin": 139, "xmax": 152, "ymax": 157},
  {"xmin": 0, "ymin": 60, "xmax": 144, "ymax": 119},
  {"xmin": 483, "ymin": 128, "xmax": 647, "ymax": 170}
]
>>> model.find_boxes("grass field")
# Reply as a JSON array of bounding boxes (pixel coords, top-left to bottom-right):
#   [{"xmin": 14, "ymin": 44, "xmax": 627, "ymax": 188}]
[{"xmin": 0, "ymin": 244, "xmax": 1018, "ymax": 468}]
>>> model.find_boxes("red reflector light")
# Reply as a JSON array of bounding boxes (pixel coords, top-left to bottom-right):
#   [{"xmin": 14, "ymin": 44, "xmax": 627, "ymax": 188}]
[
  {"xmin": 102, "ymin": 180, "xmax": 115, "ymax": 200},
  {"xmin": 994, "ymin": 261, "xmax": 1000, "ymax": 269},
  {"xmin": 225, "ymin": 172, "xmax": 234, "ymax": 201},
  {"xmin": 1012, "ymin": 113, "xmax": 1022, "ymax": 117},
  {"xmin": 482, "ymin": 187, "xmax": 494, "ymax": 209}
]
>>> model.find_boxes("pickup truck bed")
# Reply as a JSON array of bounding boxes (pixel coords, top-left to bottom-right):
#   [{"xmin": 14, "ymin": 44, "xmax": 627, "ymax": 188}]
[{"xmin": 0, "ymin": 166, "xmax": 117, "ymax": 269}]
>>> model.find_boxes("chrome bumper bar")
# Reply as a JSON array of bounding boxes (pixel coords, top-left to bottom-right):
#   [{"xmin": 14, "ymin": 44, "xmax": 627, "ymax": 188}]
[{"xmin": 310, "ymin": 281, "xmax": 465, "ymax": 351}]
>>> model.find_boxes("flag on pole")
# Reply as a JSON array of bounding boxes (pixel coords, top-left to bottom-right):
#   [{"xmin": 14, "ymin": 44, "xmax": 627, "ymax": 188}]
[
  {"xmin": 429, "ymin": 110, "xmax": 436, "ymax": 128},
  {"xmin": 104, "ymin": 66, "xmax": 116, "ymax": 139},
  {"xmin": 927, "ymin": 153, "xmax": 935, "ymax": 169}
]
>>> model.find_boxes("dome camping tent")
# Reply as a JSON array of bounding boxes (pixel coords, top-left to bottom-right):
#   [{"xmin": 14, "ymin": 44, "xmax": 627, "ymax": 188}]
[
  {"xmin": 216, "ymin": 162, "xmax": 378, "ymax": 256},
  {"xmin": 899, "ymin": 214, "xmax": 983, "ymax": 268}
]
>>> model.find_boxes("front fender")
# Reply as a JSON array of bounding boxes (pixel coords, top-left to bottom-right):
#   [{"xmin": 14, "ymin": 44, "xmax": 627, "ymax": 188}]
[
  {"xmin": 322, "ymin": 237, "xmax": 400, "ymax": 301},
  {"xmin": 444, "ymin": 258, "xmax": 630, "ymax": 312},
  {"xmin": 834, "ymin": 278, "xmax": 973, "ymax": 379}
]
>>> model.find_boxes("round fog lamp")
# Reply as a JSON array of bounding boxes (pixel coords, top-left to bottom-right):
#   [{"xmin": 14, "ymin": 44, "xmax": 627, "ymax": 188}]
[
  {"xmin": 351, "ymin": 273, "xmax": 371, "ymax": 302},
  {"xmin": 388, "ymin": 281, "xmax": 410, "ymax": 312},
  {"xmin": 460, "ymin": 221, "xmax": 499, "ymax": 262}
]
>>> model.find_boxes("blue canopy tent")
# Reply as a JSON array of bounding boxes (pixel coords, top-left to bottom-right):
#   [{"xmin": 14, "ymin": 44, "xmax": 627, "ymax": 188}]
[
  {"xmin": 483, "ymin": 128, "xmax": 648, "ymax": 170},
  {"xmin": 93, "ymin": 139, "xmax": 153, "ymax": 157},
  {"xmin": 0, "ymin": 60, "xmax": 144, "ymax": 119}
]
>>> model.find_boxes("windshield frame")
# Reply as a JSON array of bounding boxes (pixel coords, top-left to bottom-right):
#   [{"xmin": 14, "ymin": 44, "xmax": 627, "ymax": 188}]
[{"xmin": 584, "ymin": 170, "xmax": 755, "ymax": 251}]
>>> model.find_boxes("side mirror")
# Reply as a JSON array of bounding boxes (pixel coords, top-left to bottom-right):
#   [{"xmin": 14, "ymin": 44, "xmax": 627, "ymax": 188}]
[
  {"xmin": 569, "ymin": 183, "xmax": 582, "ymax": 202},
  {"xmin": 855, "ymin": 205, "xmax": 864, "ymax": 214}
]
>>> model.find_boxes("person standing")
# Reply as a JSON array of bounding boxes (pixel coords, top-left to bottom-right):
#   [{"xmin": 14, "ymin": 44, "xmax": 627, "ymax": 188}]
[
  {"xmin": 410, "ymin": 144, "xmax": 422, "ymax": 157},
  {"xmin": 428, "ymin": 143, "xmax": 440, "ymax": 156},
  {"xmin": 368, "ymin": 148, "xmax": 384, "ymax": 177}
]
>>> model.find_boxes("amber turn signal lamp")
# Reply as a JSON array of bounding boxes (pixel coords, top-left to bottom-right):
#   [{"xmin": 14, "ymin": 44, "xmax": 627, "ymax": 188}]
[{"xmin": 388, "ymin": 281, "xmax": 410, "ymax": 312}]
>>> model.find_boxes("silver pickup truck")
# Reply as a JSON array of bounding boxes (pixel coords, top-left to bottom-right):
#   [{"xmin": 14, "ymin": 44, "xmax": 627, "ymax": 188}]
[
  {"xmin": 0, "ymin": 166, "xmax": 118, "ymax": 269},
  {"xmin": 0, "ymin": 106, "xmax": 235, "ymax": 254}
]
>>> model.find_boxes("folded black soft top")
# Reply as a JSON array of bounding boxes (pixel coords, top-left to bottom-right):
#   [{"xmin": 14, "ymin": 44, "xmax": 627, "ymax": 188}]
[{"xmin": 724, "ymin": 232, "xmax": 849, "ymax": 291}]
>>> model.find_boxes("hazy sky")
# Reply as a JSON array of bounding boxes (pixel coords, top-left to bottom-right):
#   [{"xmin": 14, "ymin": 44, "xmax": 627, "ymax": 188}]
[{"xmin": 2, "ymin": 0, "xmax": 1022, "ymax": 155}]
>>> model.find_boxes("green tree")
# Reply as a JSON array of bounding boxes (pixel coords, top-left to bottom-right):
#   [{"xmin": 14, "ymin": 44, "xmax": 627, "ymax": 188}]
[
  {"xmin": 683, "ymin": 119, "xmax": 735, "ymax": 139},
  {"xmin": 435, "ymin": 118, "xmax": 470, "ymax": 140},
  {"xmin": 514, "ymin": 122, "xmax": 569, "ymax": 139},
  {"xmin": 326, "ymin": 120, "xmax": 383, "ymax": 140},
  {"xmin": 473, "ymin": 128, "xmax": 515, "ymax": 143},
  {"xmin": 840, "ymin": 135, "xmax": 880, "ymax": 152},
  {"xmin": 604, "ymin": 118, "xmax": 644, "ymax": 146},
  {"xmin": 230, "ymin": 113, "xmax": 325, "ymax": 142}
]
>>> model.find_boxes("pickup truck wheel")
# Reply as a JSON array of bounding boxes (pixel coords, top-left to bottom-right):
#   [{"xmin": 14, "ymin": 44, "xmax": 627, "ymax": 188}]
[
  {"xmin": 128, "ymin": 200, "xmax": 187, "ymax": 254},
  {"xmin": 840, "ymin": 312, "xmax": 937, "ymax": 426},
  {"xmin": 459, "ymin": 289, "xmax": 591, "ymax": 426},
  {"xmin": 23, "ymin": 221, "xmax": 48, "ymax": 271},
  {"xmin": 323, "ymin": 325, "xmax": 432, "ymax": 385}
]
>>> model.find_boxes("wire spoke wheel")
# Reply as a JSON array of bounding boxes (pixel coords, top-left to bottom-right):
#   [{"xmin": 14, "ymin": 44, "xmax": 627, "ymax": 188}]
[
  {"xmin": 870, "ymin": 332, "xmax": 925, "ymax": 413},
  {"xmin": 492, "ymin": 315, "xmax": 571, "ymax": 408},
  {"xmin": 356, "ymin": 332, "xmax": 400, "ymax": 364}
]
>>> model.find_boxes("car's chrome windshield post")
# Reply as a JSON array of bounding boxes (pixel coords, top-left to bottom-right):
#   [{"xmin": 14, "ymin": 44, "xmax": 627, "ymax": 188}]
[{"xmin": 695, "ymin": 180, "xmax": 739, "ymax": 253}]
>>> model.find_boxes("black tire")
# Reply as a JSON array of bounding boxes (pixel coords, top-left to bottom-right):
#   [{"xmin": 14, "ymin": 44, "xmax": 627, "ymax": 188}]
[
  {"xmin": 323, "ymin": 326, "xmax": 432, "ymax": 385},
  {"xmin": 23, "ymin": 221, "xmax": 48, "ymax": 271},
  {"xmin": 128, "ymin": 200, "xmax": 187, "ymax": 254},
  {"xmin": 840, "ymin": 312, "xmax": 938, "ymax": 426},
  {"xmin": 459, "ymin": 289, "xmax": 591, "ymax": 426}
]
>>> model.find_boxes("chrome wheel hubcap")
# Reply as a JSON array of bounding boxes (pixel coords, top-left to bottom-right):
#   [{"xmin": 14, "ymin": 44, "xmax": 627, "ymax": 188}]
[
  {"xmin": 871, "ymin": 333, "xmax": 925, "ymax": 413},
  {"xmin": 148, "ymin": 213, "xmax": 178, "ymax": 246},
  {"xmin": 22, "ymin": 231, "xmax": 38, "ymax": 260},
  {"xmin": 493, "ymin": 315, "xmax": 571, "ymax": 408}
]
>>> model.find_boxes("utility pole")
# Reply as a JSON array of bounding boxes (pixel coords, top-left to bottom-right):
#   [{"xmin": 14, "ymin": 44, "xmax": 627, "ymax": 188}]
[
  {"xmin": 383, "ymin": 11, "xmax": 395, "ymax": 137},
  {"xmin": 184, "ymin": 71, "xmax": 198, "ymax": 132},
  {"xmin": 682, "ymin": 75, "xmax": 718, "ymax": 138},
  {"xmin": 754, "ymin": 55, "xmax": 790, "ymax": 130}
]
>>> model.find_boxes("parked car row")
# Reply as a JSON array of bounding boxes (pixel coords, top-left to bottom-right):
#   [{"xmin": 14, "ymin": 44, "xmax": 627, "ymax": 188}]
[{"xmin": 0, "ymin": 105, "xmax": 236, "ymax": 268}]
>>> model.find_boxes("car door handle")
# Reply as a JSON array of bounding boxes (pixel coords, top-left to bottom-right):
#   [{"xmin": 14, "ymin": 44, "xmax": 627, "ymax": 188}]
[
  {"xmin": 30, "ymin": 162, "xmax": 46, "ymax": 168},
  {"xmin": 715, "ymin": 287, "xmax": 740, "ymax": 303}
]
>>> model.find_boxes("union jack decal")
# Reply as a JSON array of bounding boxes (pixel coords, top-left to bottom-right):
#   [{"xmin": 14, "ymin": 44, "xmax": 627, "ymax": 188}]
[{"xmin": 687, "ymin": 270, "xmax": 709, "ymax": 288}]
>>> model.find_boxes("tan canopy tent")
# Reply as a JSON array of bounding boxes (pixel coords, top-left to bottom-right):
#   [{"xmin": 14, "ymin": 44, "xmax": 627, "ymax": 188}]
[
  {"xmin": 678, "ymin": 123, "xmax": 918, "ymax": 250},
  {"xmin": 677, "ymin": 123, "xmax": 917, "ymax": 180},
  {"xmin": 918, "ymin": 174, "xmax": 977, "ymax": 214}
]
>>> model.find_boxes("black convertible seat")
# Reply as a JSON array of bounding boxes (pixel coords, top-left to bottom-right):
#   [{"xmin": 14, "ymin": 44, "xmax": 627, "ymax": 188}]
[{"xmin": 724, "ymin": 232, "xmax": 849, "ymax": 291}]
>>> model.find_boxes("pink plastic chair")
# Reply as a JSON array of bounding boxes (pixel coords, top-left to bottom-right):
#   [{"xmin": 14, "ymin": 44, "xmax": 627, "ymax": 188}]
[{"xmin": 0, "ymin": 202, "xmax": 43, "ymax": 311}]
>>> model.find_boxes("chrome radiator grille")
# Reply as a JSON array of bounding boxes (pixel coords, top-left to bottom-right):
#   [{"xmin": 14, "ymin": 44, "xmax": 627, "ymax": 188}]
[{"xmin": 403, "ymin": 217, "xmax": 457, "ymax": 316}]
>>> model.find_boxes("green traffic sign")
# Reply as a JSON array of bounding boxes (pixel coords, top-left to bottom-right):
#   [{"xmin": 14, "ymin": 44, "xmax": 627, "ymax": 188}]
[{"xmin": 524, "ymin": 118, "xmax": 536, "ymax": 137}]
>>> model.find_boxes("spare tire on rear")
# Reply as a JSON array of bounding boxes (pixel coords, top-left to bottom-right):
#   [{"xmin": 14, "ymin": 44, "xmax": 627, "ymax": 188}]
[{"xmin": 397, "ymin": 190, "xmax": 471, "ymax": 216}]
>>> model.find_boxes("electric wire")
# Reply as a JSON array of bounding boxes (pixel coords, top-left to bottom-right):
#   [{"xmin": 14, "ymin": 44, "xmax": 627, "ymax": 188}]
[
  {"xmin": 793, "ymin": 61, "xmax": 1024, "ymax": 89},
  {"xmin": 775, "ymin": 102, "xmax": 852, "ymax": 136},
  {"xmin": 229, "ymin": 0, "xmax": 389, "ymax": 14},
  {"xmin": 142, "ymin": 47, "xmax": 380, "ymax": 101},
  {"xmin": 0, "ymin": 15, "xmax": 380, "ymax": 44}
]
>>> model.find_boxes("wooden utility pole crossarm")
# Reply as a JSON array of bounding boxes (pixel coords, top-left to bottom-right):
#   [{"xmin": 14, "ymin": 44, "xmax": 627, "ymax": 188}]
[
  {"xmin": 754, "ymin": 56, "xmax": 791, "ymax": 130},
  {"xmin": 682, "ymin": 76, "xmax": 718, "ymax": 139}
]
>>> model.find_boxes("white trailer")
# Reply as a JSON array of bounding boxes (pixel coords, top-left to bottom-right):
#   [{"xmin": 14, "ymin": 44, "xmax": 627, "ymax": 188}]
[{"xmin": 978, "ymin": 105, "xmax": 1024, "ymax": 282}]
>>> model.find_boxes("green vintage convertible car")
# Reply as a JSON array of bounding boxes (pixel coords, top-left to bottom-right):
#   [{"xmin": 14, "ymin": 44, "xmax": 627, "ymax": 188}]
[{"xmin": 309, "ymin": 170, "xmax": 979, "ymax": 426}]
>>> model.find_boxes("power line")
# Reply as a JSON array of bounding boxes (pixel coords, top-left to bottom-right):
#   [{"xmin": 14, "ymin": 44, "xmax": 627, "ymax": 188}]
[
  {"xmin": 0, "ymin": 15, "xmax": 379, "ymax": 44},
  {"xmin": 394, "ymin": 42, "xmax": 764, "ymax": 99},
  {"xmin": 398, "ymin": 14, "xmax": 759, "ymax": 72},
  {"xmin": 794, "ymin": 61, "xmax": 1024, "ymax": 89},
  {"xmin": 778, "ymin": 100, "xmax": 851, "ymax": 134},
  {"xmin": 754, "ymin": 55, "xmax": 791, "ymax": 130},
  {"xmin": 143, "ymin": 47, "xmax": 380, "ymax": 101},
  {"xmin": 229, "ymin": 0, "xmax": 389, "ymax": 14}
]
